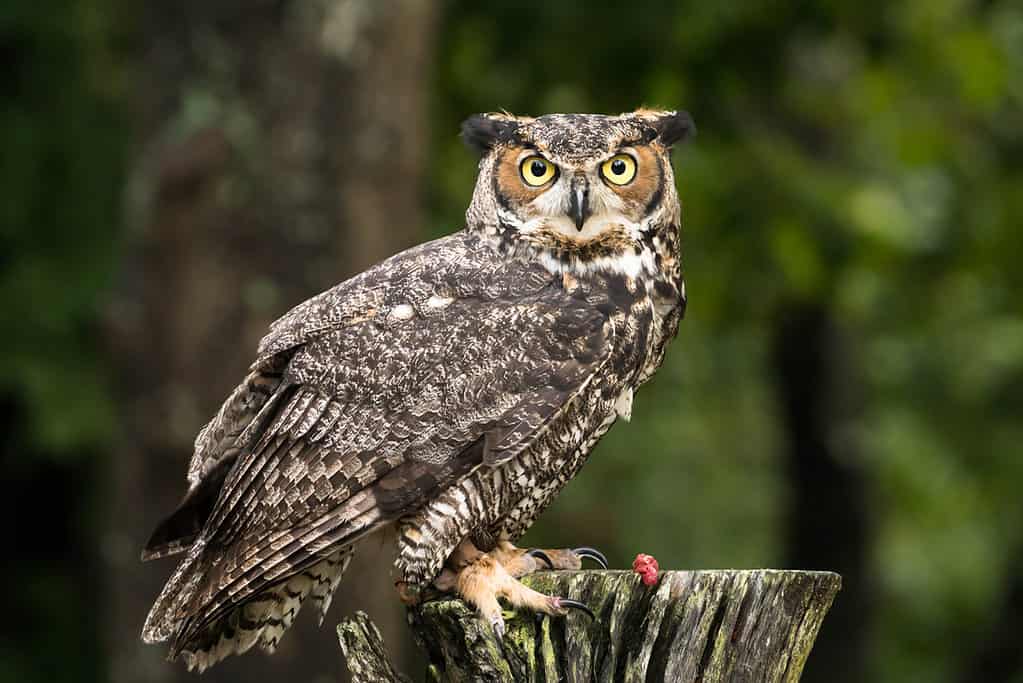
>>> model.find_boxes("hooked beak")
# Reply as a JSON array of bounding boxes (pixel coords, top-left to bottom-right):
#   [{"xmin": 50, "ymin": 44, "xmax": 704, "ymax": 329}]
[{"xmin": 567, "ymin": 176, "xmax": 591, "ymax": 231}]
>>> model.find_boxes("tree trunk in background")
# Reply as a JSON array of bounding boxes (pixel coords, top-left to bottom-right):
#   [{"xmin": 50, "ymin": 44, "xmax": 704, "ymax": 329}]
[
  {"xmin": 771, "ymin": 303, "xmax": 871, "ymax": 683},
  {"xmin": 105, "ymin": 2, "xmax": 436, "ymax": 681}
]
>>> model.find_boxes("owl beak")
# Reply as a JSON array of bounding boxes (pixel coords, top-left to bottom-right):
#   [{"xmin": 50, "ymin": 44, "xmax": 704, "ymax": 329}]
[{"xmin": 568, "ymin": 177, "xmax": 590, "ymax": 231}]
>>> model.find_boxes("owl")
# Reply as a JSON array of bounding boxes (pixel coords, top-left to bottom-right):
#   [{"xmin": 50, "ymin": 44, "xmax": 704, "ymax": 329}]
[{"xmin": 141, "ymin": 109, "xmax": 693, "ymax": 671}]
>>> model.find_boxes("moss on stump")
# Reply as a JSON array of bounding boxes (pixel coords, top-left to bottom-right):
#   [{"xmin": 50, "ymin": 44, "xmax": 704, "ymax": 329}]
[{"xmin": 340, "ymin": 569, "xmax": 841, "ymax": 682}]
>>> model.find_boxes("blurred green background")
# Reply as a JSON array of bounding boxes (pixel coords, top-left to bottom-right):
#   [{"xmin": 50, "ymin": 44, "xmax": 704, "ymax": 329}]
[{"xmin": 3, "ymin": 0, "xmax": 1022, "ymax": 681}]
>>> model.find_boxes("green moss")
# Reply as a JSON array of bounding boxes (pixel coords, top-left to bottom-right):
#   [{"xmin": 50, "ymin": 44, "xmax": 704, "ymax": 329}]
[{"xmin": 405, "ymin": 570, "xmax": 840, "ymax": 682}]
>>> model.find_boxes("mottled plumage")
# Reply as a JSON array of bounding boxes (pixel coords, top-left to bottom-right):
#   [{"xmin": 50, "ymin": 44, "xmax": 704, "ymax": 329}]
[{"xmin": 141, "ymin": 109, "xmax": 693, "ymax": 670}]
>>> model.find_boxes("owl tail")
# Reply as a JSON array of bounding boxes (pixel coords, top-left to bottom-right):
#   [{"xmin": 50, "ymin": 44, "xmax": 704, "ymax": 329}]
[
  {"xmin": 142, "ymin": 544, "xmax": 354, "ymax": 672},
  {"xmin": 141, "ymin": 540, "xmax": 208, "ymax": 645}
]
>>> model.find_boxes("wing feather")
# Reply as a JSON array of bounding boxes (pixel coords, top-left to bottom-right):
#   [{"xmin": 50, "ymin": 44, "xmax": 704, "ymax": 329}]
[{"xmin": 153, "ymin": 233, "xmax": 615, "ymax": 648}]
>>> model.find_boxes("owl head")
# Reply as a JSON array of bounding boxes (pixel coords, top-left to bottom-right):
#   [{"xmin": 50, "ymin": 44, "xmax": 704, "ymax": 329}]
[{"xmin": 462, "ymin": 109, "xmax": 693, "ymax": 279}]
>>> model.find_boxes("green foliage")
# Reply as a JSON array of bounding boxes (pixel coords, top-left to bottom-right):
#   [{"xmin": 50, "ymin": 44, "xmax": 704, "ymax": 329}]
[
  {"xmin": 1, "ymin": 0, "xmax": 127, "ymax": 681},
  {"xmin": 1, "ymin": 0, "xmax": 126, "ymax": 454},
  {"xmin": 430, "ymin": 1, "xmax": 1023, "ymax": 680}
]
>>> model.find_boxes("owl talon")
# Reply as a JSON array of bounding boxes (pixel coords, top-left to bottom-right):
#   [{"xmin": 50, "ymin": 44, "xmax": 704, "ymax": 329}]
[
  {"xmin": 514, "ymin": 544, "xmax": 608, "ymax": 572},
  {"xmin": 490, "ymin": 614, "xmax": 506, "ymax": 643},
  {"xmin": 573, "ymin": 546, "xmax": 609, "ymax": 569},
  {"xmin": 526, "ymin": 549, "xmax": 555, "ymax": 569},
  {"xmin": 553, "ymin": 597, "xmax": 595, "ymax": 621}
]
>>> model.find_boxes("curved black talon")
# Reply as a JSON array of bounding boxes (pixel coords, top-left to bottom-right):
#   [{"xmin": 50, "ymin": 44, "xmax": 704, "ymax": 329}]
[
  {"xmin": 491, "ymin": 617, "xmax": 506, "ymax": 645},
  {"xmin": 527, "ymin": 549, "xmax": 555, "ymax": 569},
  {"xmin": 573, "ymin": 546, "xmax": 608, "ymax": 569},
  {"xmin": 557, "ymin": 598, "xmax": 596, "ymax": 621}
]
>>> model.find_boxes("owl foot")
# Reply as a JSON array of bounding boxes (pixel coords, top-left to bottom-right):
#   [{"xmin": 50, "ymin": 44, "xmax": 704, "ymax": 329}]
[{"xmin": 433, "ymin": 539, "xmax": 595, "ymax": 642}]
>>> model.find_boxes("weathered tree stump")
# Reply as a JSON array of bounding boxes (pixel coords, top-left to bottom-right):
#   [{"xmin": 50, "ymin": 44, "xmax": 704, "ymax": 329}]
[
  {"xmin": 338, "ymin": 569, "xmax": 841, "ymax": 682},
  {"xmin": 338, "ymin": 612, "xmax": 413, "ymax": 683}
]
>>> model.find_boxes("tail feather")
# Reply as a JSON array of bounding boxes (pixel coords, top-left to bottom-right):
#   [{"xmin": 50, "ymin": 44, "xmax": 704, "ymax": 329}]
[
  {"xmin": 141, "ymin": 540, "xmax": 208, "ymax": 644},
  {"xmin": 311, "ymin": 549, "xmax": 352, "ymax": 625},
  {"xmin": 177, "ymin": 489, "xmax": 385, "ymax": 645},
  {"xmin": 170, "ymin": 547, "xmax": 355, "ymax": 673}
]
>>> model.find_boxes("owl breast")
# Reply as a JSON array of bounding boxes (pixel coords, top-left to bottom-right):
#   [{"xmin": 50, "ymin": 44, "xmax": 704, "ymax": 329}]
[
  {"xmin": 492, "ymin": 274, "xmax": 668, "ymax": 540},
  {"xmin": 396, "ymin": 269, "xmax": 668, "ymax": 583}
]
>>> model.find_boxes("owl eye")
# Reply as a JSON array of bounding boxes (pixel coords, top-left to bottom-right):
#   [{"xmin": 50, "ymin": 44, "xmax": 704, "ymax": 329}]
[
  {"xmin": 601, "ymin": 154, "xmax": 637, "ymax": 186},
  {"xmin": 520, "ymin": 155, "xmax": 557, "ymax": 186}
]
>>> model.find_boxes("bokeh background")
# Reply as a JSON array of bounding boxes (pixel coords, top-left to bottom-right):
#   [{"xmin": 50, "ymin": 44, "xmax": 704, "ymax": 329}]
[{"xmin": 4, "ymin": 0, "xmax": 1022, "ymax": 681}]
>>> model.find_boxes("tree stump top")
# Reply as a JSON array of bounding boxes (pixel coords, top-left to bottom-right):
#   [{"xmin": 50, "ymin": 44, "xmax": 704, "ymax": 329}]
[{"xmin": 341, "ymin": 569, "xmax": 842, "ymax": 683}]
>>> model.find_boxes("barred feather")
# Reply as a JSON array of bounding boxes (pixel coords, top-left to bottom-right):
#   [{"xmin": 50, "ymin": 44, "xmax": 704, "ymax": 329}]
[{"xmin": 176, "ymin": 548, "xmax": 353, "ymax": 672}]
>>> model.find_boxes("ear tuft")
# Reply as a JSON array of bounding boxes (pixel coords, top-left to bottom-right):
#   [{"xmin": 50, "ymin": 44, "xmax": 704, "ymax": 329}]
[
  {"xmin": 460, "ymin": 113, "xmax": 520, "ymax": 154},
  {"xmin": 639, "ymin": 110, "xmax": 695, "ymax": 148}
]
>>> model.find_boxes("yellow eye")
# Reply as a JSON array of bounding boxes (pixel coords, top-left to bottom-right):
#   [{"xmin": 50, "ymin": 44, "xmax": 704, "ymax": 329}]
[
  {"xmin": 601, "ymin": 154, "xmax": 637, "ymax": 185},
  {"xmin": 520, "ymin": 155, "xmax": 557, "ymax": 186}
]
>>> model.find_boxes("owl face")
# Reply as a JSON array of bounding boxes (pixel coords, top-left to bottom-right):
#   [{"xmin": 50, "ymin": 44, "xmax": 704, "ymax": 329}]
[{"xmin": 463, "ymin": 110, "xmax": 693, "ymax": 278}]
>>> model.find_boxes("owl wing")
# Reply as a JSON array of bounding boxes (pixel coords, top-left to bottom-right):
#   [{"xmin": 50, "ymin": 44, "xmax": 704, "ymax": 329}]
[
  {"xmin": 144, "ymin": 236, "xmax": 523, "ymax": 561},
  {"xmin": 159, "ymin": 235, "xmax": 617, "ymax": 648}
]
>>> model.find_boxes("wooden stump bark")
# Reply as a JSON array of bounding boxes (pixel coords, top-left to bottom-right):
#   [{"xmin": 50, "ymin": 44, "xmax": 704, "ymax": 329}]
[{"xmin": 338, "ymin": 569, "xmax": 841, "ymax": 682}]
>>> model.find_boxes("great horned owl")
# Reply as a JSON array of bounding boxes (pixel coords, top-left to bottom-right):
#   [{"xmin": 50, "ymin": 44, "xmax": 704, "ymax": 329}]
[{"xmin": 141, "ymin": 109, "xmax": 693, "ymax": 671}]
